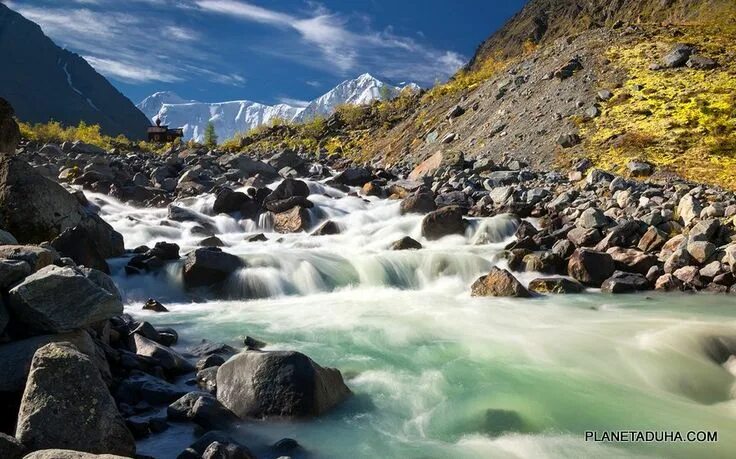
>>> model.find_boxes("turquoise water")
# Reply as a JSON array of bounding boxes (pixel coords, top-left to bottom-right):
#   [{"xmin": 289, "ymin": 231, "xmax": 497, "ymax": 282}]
[{"xmin": 90, "ymin": 183, "xmax": 736, "ymax": 459}]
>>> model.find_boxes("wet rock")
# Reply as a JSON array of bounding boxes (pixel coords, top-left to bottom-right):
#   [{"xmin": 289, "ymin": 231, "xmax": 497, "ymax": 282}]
[
  {"xmin": 601, "ymin": 271, "xmax": 649, "ymax": 294},
  {"xmin": 22, "ymin": 451, "xmax": 131, "ymax": 459},
  {"xmin": 129, "ymin": 334, "xmax": 195, "ymax": 375},
  {"xmin": 528, "ymin": 277, "xmax": 585, "ymax": 294},
  {"xmin": 312, "ymin": 220, "xmax": 340, "ymax": 236},
  {"xmin": 213, "ymin": 188, "xmax": 250, "ymax": 215},
  {"xmin": 391, "ymin": 236, "xmax": 422, "ymax": 250},
  {"xmin": 168, "ymin": 392, "xmax": 238, "ymax": 430},
  {"xmin": 202, "ymin": 441, "xmax": 255, "ymax": 459},
  {"xmin": 421, "ymin": 206, "xmax": 466, "ymax": 240},
  {"xmin": 245, "ymin": 233, "xmax": 267, "ymax": 243},
  {"xmin": 8, "ymin": 265, "xmax": 122, "ymax": 334},
  {"xmin": 197, "ymin": 367, "xmax": 219, "ymax": 394},
  {"xmin": 332, "ymin": 167, "xmax": 372, "ymax": 186},
  {"xmin": 483, "ymin": 409, "xmax": 528, "ymax": 436},
  {"xmin": 115, "ymin": 371, "xmax": 188, "ymax": 405},
  {"xmin": 273, "ymin": 206, "xmax": 311, "ymax": 233},
  {"xmin": 216, "ymin": 350, "xmax": 351, "ymax": 419},
  {"xmin": 183, "ymin": 248, "xmax": 243, "ymax": 288},
  {"xmin": 15, "ymin": 343, "xmax": 135, "ymax": 456},
  {"xmin": 199, "ymin": 236, "xmax": 225, "ymax": 247},
  {"xmin": 470, "ymin": 267, "xmax": 531, "ymax": 298},
  {"xmin": 567, "ymin": 249, "xmax": 615, "ymax": 287},
  {"xmin": 400, "ymin": 187, "xmax": 436, "ymax": 214},
  {"xmin": 243, "ymin": 336, "xmax": 267, "ymax": 350},
  {"xmin": 197, "ymin": 354, "xmax": 225, "ymax": 371},
  {"xmin": 189, "ymin": 341, "xmax": 238, "ymax": 358}
]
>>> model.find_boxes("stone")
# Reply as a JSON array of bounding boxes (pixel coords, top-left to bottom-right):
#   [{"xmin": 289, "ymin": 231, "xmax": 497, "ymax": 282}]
[
  {"xmin": 0, "ymin": 433, "xmax": 26, "ymax": 459},
  {"xmin": 129, "ymin": 334, "xmax": 195, "ymax": 375},
  {"xmin": 687, "ymin": 241, "xmax": 716, "ymax": 264},
  {"xmin": 557, "ymin": 133, "xmax": 580, "ymax": 148},
  {"xmin": 483, "ymin": 408, "xmax": 528, "ymax": 436},
  {"xmin": 446, "ymin": 105, "xmax": 465, "ymax": 119},
  {"xmin": 50, "ymin": 225, "xmax": 110, "ymax": 273},
  {"xmin": 400, "ymin": 187, "xmax": 436, "ymax": 214},
  {"xmin": 673, "ymin": 266, "xmax": 704, "ymax": 289},
  {"xmin": 0, "ymin": 259, "xmax": 32, "ymax": 290},
  {"xmin": 115, "ymin": 371, "xmax": 188, "ymax": 406},
  {"xmin": 627, "ymin": 161, "xmax": 654, "ymax": 177},
  {"xmin": 168, "ymin": 392, "xmax": 238, "ymax": 430},
  {"xmin": 8, "ymin": 265, "xmax": 122, "ymax": 334},
  {"xmin": 638, "ymin": 226, "xmax": 667, "ymax": 253},
  {"xmin": 421, "ymin": 206, "xmax": 466, "ymax": 240},
  {"xmin": 273, "ymin": 206, "xmax": 310, "ymax": 233},
  {"xmin": 197, "ymin": 367, "xmax": 219, "ymax": 394},
  {"xmin": 0, "ymin": 245, "xmax": 58, "ymax": 271},
  {"xmin": 677, "ymin": 195, "xmax": 702, "ymax": 226},
  {"xmin": 689, "ymin": 219, "xmax": 720, "ymax": 242},
  {"xmin": 606, "ymin": 247, "xmax": 658, "ymax": 275},
  {"xmin": 142, "ymin": 298, "xmax": 169, "ymax": 313},
  {"xmin": 22, "ymin": 451, "xmax": 131, "ymax": 459},
  {"xmin": 528, "ymin": 277, "xmax": 585, "ymax": 294},
  {"xmin": 408, "ymin": 151, "xmax": 464, "ymax": 181},
  {"xmin": 655, "ymin": 273, "xmax": 683, "ymax": 291},
  {"xmin": 567, "ymin": 227, "xmax": 602, "ymax": 247},
  {"xmin": 470, "ymin": 267, "xmax": 531, "ymax": 297},
  {"xmin": 15, "ymin": 343, "xmax": 135, "ymax": 456},
  {"xmin": 662, "ymin": 43, "xmax": 694, "ymax": 68},
  {"xmin": 700, "ymin": 261, "xmax": 723, "ymax": 279},
  {"xmin": 0, "ymin": 98, "xmax": 21, "ymax": 153},
  {"xmin": 567, "ymin": 249, "xmax": 615, "ymax": 287},
  {"xmin": 332, "ymin": 167, "xmax": 372, "ymax": 186},
  {"xmin": 243, "ymin": 336, "xmax": 266, "ymax": 350},
  {"xmin": 197, "ymin": 354, "xmax": 226, "ymax": 371},
  {"xmin": 391, "ymin": 236, "xmax": 422, "ymax": 250},
  {"xmin": 664, "ymin": 247, "xmax": 693, "ymax": 274},
  {"xmin": 216, "ymin": 350, "xmax": 351, "ymax": 419},
  {"xmin": 202, "ymin": 441, "xmax": 255, "ymax": 459},
  {"xmin": 312, "ymin": 220, "xmax": 340, "ymax": 236},
  {"xmin": 183, "ymin": 248, "xmax": 243, "ymax": 288},
  {"xmin": 687, "ymin": 55, "xmax": 718, "ymax": 70},
  {"xmin": 601, "ymin": 271, "xmax": 649, "ymax": 293},
  {"xmin": 577, "ymin": 208, "xmax": 608, "ymax": 229}
]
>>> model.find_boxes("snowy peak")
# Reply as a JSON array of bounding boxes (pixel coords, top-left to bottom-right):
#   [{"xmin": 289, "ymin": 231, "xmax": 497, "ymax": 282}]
[{"xmin": 140, "ymin": 74, "xmax": 419, "ymax": 142}]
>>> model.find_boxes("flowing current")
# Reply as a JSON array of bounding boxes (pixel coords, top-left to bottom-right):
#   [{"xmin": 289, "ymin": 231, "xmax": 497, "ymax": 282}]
[{"xmin": 89, "ymin": 180, "xmax": 736, "ymax": 459}]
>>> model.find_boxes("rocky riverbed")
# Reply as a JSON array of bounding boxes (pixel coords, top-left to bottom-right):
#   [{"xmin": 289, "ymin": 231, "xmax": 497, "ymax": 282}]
[{"xmin": 2, "ymin": 99, "xmax": 736, "ymax": 459}]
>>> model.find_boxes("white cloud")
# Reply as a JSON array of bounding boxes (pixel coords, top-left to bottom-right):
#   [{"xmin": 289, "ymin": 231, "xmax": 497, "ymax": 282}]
[
  {"xmin": 194, "ymin": 0, "xmax": 465, "ymax": 84},
  {"xmin": 277, "ymin": 97, "xmax": 309, "ymax": 107},
  {"xmin": 306, "ymin": 80, "xmax": 321, "ymax": 87},
  {"xmin": 83, "ymin": 56, "xmax": 183, "ymax": 83}
]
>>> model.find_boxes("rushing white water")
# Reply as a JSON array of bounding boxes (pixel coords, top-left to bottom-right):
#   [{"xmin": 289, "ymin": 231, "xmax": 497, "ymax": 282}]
[{"xmin": 89, "ymin": 180, "xmax": 736, "ymax": 459}]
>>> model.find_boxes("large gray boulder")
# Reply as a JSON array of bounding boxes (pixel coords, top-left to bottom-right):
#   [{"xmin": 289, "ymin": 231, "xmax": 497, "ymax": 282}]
[
  {"xmin": 0, "ymin": 330, "xmax": 111, "ymax": 394},
  {"xmin": 0, "ymin": 245, "xmax": 58, "ymax": 272},
  {"xmin": 567, "ymin": 248, "xmax": 615, "ymax": 287},
  {"xmin": 216, "ymin": 350, "xmax": 351, "ymax": 419},
  {"xmin": 168, "ymin": 392, "xmax": 238, "ymax": 430},
  {"xmin": 182, "ymin": 248, "xmax": 243, "ymax": 288},
  {"xmin": 0, "ymin": 155, "xmax": 123, "ymax": 254},
  {"xmin": 8, "ymin": 265, "xmax": 122, "ymax": 334},
  {"xmin": 15, "ymin": 343, "xmax": 135, "ymax": 456}
]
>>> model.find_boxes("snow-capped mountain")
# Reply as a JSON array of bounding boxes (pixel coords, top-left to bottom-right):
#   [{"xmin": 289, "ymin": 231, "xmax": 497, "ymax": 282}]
[{"xmin": 138, "ymin": 73, "xmax": 418, "ymax": 142}]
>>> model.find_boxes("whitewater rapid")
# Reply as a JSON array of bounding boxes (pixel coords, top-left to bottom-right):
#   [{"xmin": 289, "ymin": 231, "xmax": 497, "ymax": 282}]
[{"xmin": 88, "ymin": 180, "xmax": 736, "ymax": 459}]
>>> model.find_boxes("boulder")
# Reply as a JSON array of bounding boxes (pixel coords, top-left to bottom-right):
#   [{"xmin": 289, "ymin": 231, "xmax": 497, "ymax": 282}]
[
  {"xmin": 0, "ymin": 330, "xmax": 110, "ymax": 394},
  {"xmin": 655, "ymin": 273, "xmax": 683, "ymax": 291},
  {"xmin": 677, "ymin": 194, "xmax": 702, "ymax": 226},
  {"xmin": 528, "ymin": 277, "xmax": 585, "ymax": 294},
  {"xmin": 202, "ymin": 441, "xmax": 255, "ymax": 459},
  {"xmin": 213, "ymin": 188, "xmax": 250, "ymax": 215},
  {"xmin": 273, "ymin": 206, "xmax": 310, "ymax": 233},
  {"xmin": 129, "ymin": 334, "xmax": 194, "ymax": 374},
  {"xmin": 687, "ymin": 241, "xmax": 716, "ymax": 264},
  {"xmin": 601, "ymin": 271, "xmax": 649, "ymax": 293},
  {"xmin": 0, "ymin": 156, "xmax": 122, "ymax": 248},
  {"xmin": 421, "ymin": 206, "xmax": 466, "ymax": 240},
  {"xmin": 15, "ymin": 343, "xmax": 135, "ymax": 456},
  {"xmin": 183, "ymin": 248, "xmax": 243, "ymax": 288},
  {"xmin": 168, "ymin": 392, "xmax": 238, "ymax": 430},
  {"xmin": 567, "ymin": 227, "xmax": 602, "ymax": 247},
  {"xmin": 0, "ymin": 259, "xmax": 32, "ymax": 290},
  {"xmin": 689, "ymin": 219, "xmax": 720, "ymax": 242},
  {"xmin": 0, "ymin": 228, "xmax": 18, "ymax": 245},
  {"xmin": 0, "ymin": 245, "xmax": 58, "ymax": 272},
  {"xmin": 0, "ymin": 98, "xmax": 20, "ymax": 153},
  {"xmin": 661, "ymin": 44, "xmax": 694, "ymax": 68},
  {"xmin": 391, "ymin": 236, "xmax": 422, "ymax": 250},
  {"xmin": 638, "ymin": 226, "xmax": 667, "ymax": 253},
  {"xmin": 606, "ymin": 247, "xmax": 658, "ymax": 275},
  {"xmin": 567, "ymin": 249, "xmax": 615, "ymax": 287},
  {"xmin": 0, "ymin": 433, "xmax": 25, "ymax": 459},
  {"xmin": 408, "ymin": 151, "xmax": 464, "ymax": 181},
  {"xmin": 216, "ymin": 350, "xmax": 351, "ymax": 419},
  {"xmin": 50, "ymin": 225, "xmax": 110, "ymax": 273},
  {"xmin": 22, "ymin": 451, "xmax": 131, "ymax": 459},
  {"xmin": 312, "ymin": 220, "xmax": 340, "ymax": 236},
  {"xmin": 332, "ymin": 167, "xmax": 372, "ymax": 186},
  {"xmin": 400, "ymin": 187, "xmax": 436, "ymax": 214},
  {"xmin": 114, "ymin": 371, "xmax": 188, "ymax": 406},
  {"xmin": 470, "ymin": 267, "xmax": 531, "ymax": 298},
  {"xmin": 577, "ymin": 208, "xmax": 607, "ymax": 229},
  {"xmin": 8, "ymin": 265, "xmax": 122, "ymax": 334}
]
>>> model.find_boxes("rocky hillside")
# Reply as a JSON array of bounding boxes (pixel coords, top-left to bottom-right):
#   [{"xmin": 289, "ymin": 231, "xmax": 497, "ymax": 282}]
[{"xmin": 0, "ymin": 3, "xmax": 150, "ymax": 139}]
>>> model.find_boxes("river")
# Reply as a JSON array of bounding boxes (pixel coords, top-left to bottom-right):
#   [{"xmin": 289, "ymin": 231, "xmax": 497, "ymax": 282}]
[{"xmin": 88, "ymin": 180, "xmax": 736, "ymax": 459}]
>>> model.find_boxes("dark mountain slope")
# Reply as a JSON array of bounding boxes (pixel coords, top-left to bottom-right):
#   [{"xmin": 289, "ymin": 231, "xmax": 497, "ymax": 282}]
[{"xmin": 0, "ymin": 3, "xmax": 150, "ymax": 140}]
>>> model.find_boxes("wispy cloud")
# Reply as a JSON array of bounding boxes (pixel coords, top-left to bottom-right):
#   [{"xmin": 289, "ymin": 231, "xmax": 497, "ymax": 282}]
[
  {"xmin": 194, "ymin": 0, "xmax": 465, "ymax": 84},
  {"xmin": 6, "ymin": 1, "xmax": 243, "ymax": 86},
  {"xmin": 277, "ymin": 97, "xmax": 309, "ymax": 107}
]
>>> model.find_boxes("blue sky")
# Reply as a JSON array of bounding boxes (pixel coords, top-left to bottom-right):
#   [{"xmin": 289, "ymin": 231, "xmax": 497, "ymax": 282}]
[{"xmin": 4, "ymin": 0, "xmax": 525, "ymax": 106}]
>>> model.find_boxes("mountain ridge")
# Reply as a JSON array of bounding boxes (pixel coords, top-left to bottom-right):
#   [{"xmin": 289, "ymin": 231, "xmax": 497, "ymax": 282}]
[
  {"xmin": 0, "ymin": 3, "xmax": 150, "ymax": 139},
  {"xmin": 138, "ymin": 73, "xmax": 418, "ymax": 142}
]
